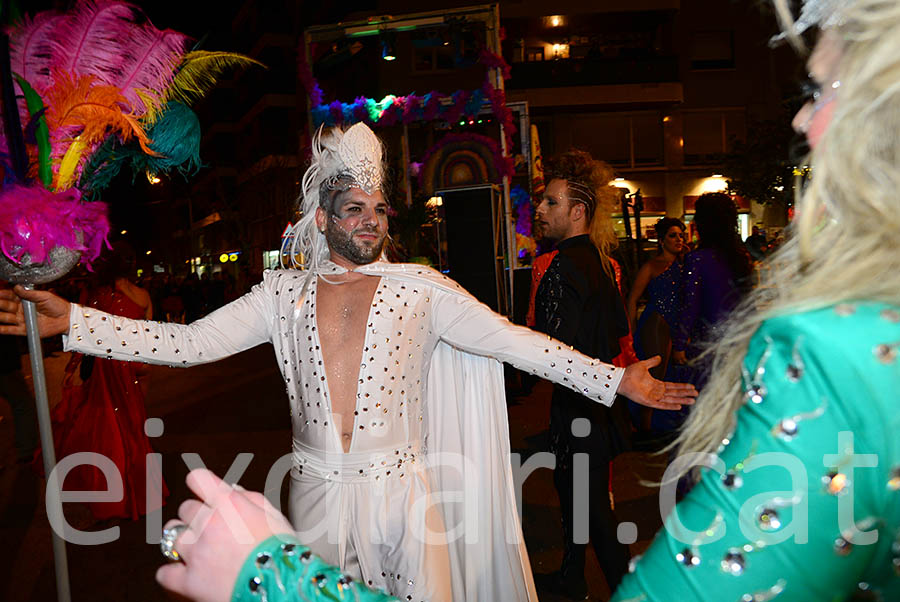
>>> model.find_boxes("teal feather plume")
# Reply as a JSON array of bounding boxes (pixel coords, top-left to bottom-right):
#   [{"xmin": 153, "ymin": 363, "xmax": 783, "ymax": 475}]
[{"xmin": 136, "ymin": 101, "xmax": 202, "ymax": 176}]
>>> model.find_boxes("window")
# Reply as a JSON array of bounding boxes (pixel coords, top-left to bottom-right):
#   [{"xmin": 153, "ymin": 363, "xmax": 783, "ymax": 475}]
[
  {"xmin": 690, "ymin": 31, "xmax": 735, "ymax": 70},
  {"xmin": 572, "ymin": 114, "xmax": 630, "ymax": 166},
  {"xmin": 412, "ymin": 46, "xmax": 456, "ymax": 73},
  {"xmin": 526, "ymin": 47, "xmax": 544, "ymax": 62},
  {"xmin": 569, "ymin": 112, "xmax": 664, "ymax": 168},
  {"xmin": 632, "ymin": 114, "xmax": 663, "ymax": 165},
  {"xmin": 683, "ymin": 110, "xmax": 746, "ymax": 164},
  {"xmin": 262, "ymin": 249, "xmax": 281, "ymax": 271}
]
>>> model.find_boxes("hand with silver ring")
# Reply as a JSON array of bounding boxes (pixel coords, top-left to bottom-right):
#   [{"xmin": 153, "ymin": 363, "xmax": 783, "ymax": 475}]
[
  {"xmin": 160, "ymin": 522, "xmax": 190, "ymax": 562},
  {"xmin": 156, "ymin": 468, "xmax": 295, "ymax": 602}
]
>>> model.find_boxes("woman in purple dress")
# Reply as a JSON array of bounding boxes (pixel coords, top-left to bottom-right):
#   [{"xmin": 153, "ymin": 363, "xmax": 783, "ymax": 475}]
[{"xmin": 672, "ymin": 192, "xmax": 752, "ymax": 383}]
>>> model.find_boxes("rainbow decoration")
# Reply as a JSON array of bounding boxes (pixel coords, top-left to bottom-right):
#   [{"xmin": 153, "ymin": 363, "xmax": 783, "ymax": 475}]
[{"xmin": 418, "ymin": 132, "xmax": 513, "ymax": 191}]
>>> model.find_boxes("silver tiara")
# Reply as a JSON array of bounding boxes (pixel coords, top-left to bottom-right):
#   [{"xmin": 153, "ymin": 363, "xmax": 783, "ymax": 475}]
[
  {"xmin": 771, "ymin": 0, "xmax": 847, "ymax": 44},
  {"xmin": 330, "ymin": 122, "xmax": 383, "ymax": 195}
]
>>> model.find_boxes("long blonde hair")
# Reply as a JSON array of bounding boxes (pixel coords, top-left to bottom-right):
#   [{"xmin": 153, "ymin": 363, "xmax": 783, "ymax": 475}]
[{"xmin": 672, "ymin": 0, "xmax": 900, "ymax": 471}]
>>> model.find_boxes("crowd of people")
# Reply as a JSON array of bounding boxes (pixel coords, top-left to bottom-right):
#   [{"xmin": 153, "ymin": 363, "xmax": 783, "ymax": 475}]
[{"xmin": 1, "ymin": 0, "xmax": 898, "ymax": 601}]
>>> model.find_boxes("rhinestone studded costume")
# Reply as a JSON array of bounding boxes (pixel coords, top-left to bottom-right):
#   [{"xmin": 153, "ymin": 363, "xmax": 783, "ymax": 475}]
[
  {"xmin": 612, "ymin": 302, "xmax": 900, "ymax": 601},
  {"xmin": 64, "ymin": 262, "xmax": 623, "ymax": 602}
]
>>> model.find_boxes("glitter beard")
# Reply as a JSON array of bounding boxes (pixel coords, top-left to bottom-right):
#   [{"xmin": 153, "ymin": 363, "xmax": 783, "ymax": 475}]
[{"xmin": 322, "ymin": 186, "xmax": 388, "ymax": 265}]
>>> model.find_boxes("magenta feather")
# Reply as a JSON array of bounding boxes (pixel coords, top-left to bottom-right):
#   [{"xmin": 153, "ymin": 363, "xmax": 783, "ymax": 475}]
[
  {"xmin": 115, "ymin": 24, "xmax": 189, "ymax": 115},
  {"xmin": 0, "ymin": 184, "xmax": 110, "ymax": 267},
  {"xmin": 49, "ymin": 0, "xmax": 142, "ymax": 88}
]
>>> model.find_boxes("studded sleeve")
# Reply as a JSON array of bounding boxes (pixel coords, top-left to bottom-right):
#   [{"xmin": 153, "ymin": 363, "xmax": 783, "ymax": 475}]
[
  {"xmin": 611, "ymin": 303, "xmax": 900, "ymax": 601},
  {"xmin": 62, "ymin": 270, "xmax": 280, "ymax": 367},
  {"xmin": 430, "ymin": 283, "xmax": 623, "ymax": 407},
  {"xmin": 232, "ymin": 535, "xmax": 398, "ymax": 602}
]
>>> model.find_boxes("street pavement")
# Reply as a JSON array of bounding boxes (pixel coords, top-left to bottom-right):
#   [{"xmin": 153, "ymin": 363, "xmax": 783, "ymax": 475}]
[{"xmin": 0, "ymin": 344, "xmax": 668, "ymax": 601}]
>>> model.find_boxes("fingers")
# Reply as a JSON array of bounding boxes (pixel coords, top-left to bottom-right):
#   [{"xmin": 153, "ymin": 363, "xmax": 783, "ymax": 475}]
[
  {"xmin": 662, "ymin": 383, "xmax": 698, "ymax": 404},
  {"xmin": 0, "ymin": 290, "xmax": 20, "ymax": 305},
  {"xmin": 185, "ymin": 468, "xmax": 233, "ymax": 507},
  {"xmin": 185, "ymin": 469, "xmax": 255, "ymax": 544},
  {"xmin": 12, "ymin": 285, "xmax": 48, "ymax": 302},
  {"xmin": 663, "ymin": 382, "xmax": 697, "ymax": 393},
  {"xmin": 0, "ymin": 324, "xmax": 27, "ymax": 336},
  {"xmin": 641, "ymin": 355, "xmax": 661, "ymax": 368},
  {"xmin": 163, "ymin": 518, "xmax": 194, "ymax": 561},
  {"xmin": 178, "ymin": 499, "xmax": 206, "ymax": 525},
  {"xmin": 240, "ymin": 488, "xmax": 274, "ymax": 511},
  {"xmin": 646, "ymin": 400, "xmax": 683, "ymax": 411},
  {"xmin": 156, "ymin": 563, "xmax": 190, "ymax": 598},
  {"xmin": 0, "ymin": 296, "xmax": 24, "ymax": 326}
]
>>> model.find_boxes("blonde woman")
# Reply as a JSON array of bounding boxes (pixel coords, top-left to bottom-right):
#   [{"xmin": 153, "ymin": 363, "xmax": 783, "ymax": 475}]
[{"xmin": 613, "ymin": 1, "xmax": 900, "ymax": 600}]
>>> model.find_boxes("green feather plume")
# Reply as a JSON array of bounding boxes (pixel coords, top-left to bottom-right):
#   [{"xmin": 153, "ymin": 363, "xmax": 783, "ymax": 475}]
[{"xmin": 13, "ymin": 74, "xmax": 52, "ymax": 187}]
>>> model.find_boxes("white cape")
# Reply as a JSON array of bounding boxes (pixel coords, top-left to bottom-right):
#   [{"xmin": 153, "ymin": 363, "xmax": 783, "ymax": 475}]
[{"xmin": 353, "ymin": 262, "xmax": 539, "ymax": 601}]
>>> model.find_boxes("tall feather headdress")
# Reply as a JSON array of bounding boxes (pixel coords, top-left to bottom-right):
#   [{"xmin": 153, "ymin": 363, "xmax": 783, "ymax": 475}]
[{"xmin": 0, "ymin": 0, "xmax": 262, "ymax": 271}]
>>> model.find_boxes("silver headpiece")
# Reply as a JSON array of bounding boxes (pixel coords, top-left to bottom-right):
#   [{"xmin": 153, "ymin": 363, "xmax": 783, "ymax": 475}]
[
  {"xmin": 323, "ymin": 122, "xmax": 384, "ymax": 196},
  {"xmin": 771, "ymin": 0, "xmax": 847, "ymax": 44}
]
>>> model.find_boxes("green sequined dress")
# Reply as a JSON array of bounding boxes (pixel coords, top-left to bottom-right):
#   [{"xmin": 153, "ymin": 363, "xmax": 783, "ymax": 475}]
[{"xmin": 612, "ymin": 302, "xmax": 900, "ymax": 601}]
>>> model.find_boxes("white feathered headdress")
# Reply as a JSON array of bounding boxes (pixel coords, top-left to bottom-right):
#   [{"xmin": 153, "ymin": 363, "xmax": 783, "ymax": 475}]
[{"xmin": 282, "ymin": 123, "xmax": 385, "ymax": 271}]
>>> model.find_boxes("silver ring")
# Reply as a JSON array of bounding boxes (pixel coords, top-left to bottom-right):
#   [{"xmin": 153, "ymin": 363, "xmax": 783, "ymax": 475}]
[{"xmin": 160, "ymin": 523, "xmax": 190, "ymax": 562}]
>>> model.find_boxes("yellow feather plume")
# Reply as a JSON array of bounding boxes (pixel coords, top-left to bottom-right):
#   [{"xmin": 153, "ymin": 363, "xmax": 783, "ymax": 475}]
[{"xmin": 142, "ymin": 51, "xmax": 266, "ymax": 125}]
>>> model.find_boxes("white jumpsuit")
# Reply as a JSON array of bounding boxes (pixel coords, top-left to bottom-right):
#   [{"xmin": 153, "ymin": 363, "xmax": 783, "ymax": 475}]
[{"xmin": 65, "ymin": 262, "xmax": 624, "ymax": 601}]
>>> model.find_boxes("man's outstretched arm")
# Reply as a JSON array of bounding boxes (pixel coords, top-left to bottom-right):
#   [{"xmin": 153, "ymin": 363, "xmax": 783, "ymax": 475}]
[
  {"xmin": 430, "ymin": 286, "xmax": 696, "ymax": 410},
  {"xmin": 0, "ymin": 273, "xmax": 279, "ymax": 368}
]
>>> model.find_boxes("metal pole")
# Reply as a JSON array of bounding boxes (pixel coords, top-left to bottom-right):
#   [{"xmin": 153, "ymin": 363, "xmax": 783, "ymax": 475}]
[
  {"xmin": 401, "ymin": 123, "xmax": 413, "ymax": 208},
  {"xmin": 490, "ymin": 4, "xmax": 515, "ymax": 318},
  {"xmin": 22, "ymin": 287, "xmax": 71, "ymax": 602}
]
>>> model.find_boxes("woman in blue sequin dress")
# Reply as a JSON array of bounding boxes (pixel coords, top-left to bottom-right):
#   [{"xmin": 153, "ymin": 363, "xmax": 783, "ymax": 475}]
[{"xmin": 627, "ymin": 217, "xmax": 686, "ymax": 431}]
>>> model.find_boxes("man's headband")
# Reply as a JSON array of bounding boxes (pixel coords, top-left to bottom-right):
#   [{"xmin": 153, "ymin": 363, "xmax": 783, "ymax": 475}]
[{"xmin": 567, "ymin": 180, "xmax": 597, "ymax": 221}]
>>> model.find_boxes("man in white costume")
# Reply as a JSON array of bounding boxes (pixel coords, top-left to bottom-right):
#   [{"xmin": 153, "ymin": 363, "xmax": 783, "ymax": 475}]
[{"xmin": 0, "ymin": 123, "xmax": 695, "ymax": 601}]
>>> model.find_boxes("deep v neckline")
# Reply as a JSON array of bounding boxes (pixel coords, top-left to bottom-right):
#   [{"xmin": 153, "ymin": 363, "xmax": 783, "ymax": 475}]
[{"xmin": 311, "ymin": 275, "xmax": 384, "ymax": 454}]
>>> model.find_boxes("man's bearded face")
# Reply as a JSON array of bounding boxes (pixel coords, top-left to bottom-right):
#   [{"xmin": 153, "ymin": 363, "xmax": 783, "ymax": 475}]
[{"xmin": 322, "ymin": 187, "xmax": 389, "ymax": 265}]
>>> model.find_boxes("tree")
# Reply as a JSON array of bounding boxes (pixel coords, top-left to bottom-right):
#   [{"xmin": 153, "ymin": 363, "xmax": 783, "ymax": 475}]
[{"xmin": 721, "ymin": 115, "xmax": 798, "ymax": 208}]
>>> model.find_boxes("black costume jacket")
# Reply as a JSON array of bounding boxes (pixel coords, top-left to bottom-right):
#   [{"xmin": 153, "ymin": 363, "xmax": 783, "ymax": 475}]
[{"xmin": 534, "ymin": 234, "xmax": 632, "ymax": 460}]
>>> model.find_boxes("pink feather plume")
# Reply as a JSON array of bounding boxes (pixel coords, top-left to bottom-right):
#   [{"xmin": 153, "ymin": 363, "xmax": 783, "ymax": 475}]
[
  {"xmin": 8, "ymin": 11, "xmax": 65, "ymax": 94},
  {"xmin": 114, "ymin": 24, "xmax": 190, "ymax": 115},
  {"xmin": 49, "ymin": 0, "xmax": 143, "ymax": 91}
]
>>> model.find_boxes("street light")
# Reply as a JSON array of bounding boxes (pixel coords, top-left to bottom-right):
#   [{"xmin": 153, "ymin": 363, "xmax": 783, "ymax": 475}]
[{"xmin": 380, "ymin": 32, "xmax": 396, "ymax": 61}]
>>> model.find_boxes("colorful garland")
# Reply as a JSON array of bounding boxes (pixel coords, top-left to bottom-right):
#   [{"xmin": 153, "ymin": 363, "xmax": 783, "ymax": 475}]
[
  {"xmin": 510, "ymin": 184, "xmax": 536, "ymax": 260},
  {"xmin": 298, "ymin": 46, "xmax": 517, "ymax": 172}
]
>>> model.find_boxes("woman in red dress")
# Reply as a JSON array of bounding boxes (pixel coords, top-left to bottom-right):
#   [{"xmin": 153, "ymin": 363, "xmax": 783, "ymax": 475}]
[{"xmin": 44, "ymin": 242, "xmax": 168, "ymax": 520}]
